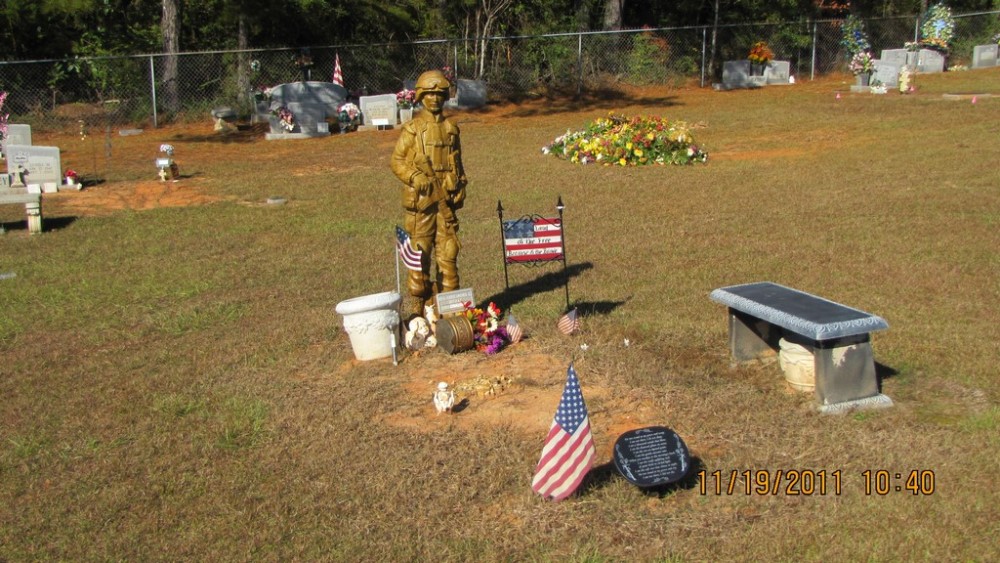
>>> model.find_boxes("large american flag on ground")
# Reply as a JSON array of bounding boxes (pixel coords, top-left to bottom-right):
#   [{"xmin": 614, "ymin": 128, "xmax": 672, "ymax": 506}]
[
  {"xmin": 531, "ymin": 364, "xmax": 596, "ymax": 501},
  {"xmin": 503, "ymin": 217, "xmax": 564, "ymax": 263},
  {"xmin": 395, "ymin": 226, "xmax": 422, "ymax": 271},
  {"xmin": 332, "ymin": 53, "xmax": 344, "ymax": 86}
]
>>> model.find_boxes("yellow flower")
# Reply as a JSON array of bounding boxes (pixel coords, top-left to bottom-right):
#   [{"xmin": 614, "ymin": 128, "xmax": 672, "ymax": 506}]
[
  {"xmin": 646, "ymin": 132, "xmax": 655, "ymax": 141},
  {"xmin": 634, "ymin": 148, "xmax": 643, "ymax": 157},
  {"xmin": 626, "ymin": 141, "xmax": 633, "ymax": 150},
  {"xmin": 619, "ymin": 158, "xmax": 626, "ymax": 166}
]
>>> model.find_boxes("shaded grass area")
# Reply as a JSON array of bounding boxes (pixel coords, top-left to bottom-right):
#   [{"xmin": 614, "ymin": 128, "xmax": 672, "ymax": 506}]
[{"xmin": 2, "ymin": 70, "xmax": 999, "ymax": 560}]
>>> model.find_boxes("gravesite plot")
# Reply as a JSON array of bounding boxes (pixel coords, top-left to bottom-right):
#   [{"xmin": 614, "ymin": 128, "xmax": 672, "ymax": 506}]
[{"xmin": 1, "ymin": 68, "xmax": 999, "ymax": 561}]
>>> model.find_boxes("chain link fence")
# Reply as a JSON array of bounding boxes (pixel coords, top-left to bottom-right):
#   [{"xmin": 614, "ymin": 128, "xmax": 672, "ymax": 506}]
[{"xmin": 2, "ymin": 12, "xmax": 997, "ymax": 133}]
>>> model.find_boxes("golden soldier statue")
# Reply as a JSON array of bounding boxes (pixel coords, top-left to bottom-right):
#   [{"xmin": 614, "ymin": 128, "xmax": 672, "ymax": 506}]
[{"xmin": 391, "ymin": 69, "xmax": 468, "ymax": 318}]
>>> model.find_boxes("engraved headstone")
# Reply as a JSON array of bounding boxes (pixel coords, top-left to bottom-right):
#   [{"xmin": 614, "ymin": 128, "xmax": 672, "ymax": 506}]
[
  {"xmin": 613, "ymin": 426, "xmax": 691, "ymax": 488},
  {"xmin": 880, "ymin": 49, "xmax": 910, "ymax": 69},
  {"xmin": 765, "ymin": 61, "xmax": 791, "ymax": 84},
  {"xmin": 445, "ymin": 79, "xmax": 487, "ymax": 109},
  {"xmin": 263, "ymin": 81, "xmax": 347, "ymax": 138},
  {"xmin": 872, "ymin": 60, "xmax": 900, "ymax": 88},
  {"xmin": 722, "ymin": 60, "xmax": 752, "ymax": 89},
  {"xmin": 435, "ymin": 287, "xmax": 475, "ymax": 317},
  {"xmin": 5, "ymin": 145, "xmax": 62, "ymax": 185},
  {"xmin": 917, "ymin": 49, "xmax": 945, "ymax": 73},
  {"xmin": 359, "ymin": 94, "xmax": 398, "ymax": 127},
  {"xmin": 972, "ymin": 44, "xmax": 998, "ymax": 69}
]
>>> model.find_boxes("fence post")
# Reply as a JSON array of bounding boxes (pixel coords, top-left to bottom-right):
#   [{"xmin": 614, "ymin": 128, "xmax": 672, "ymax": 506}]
[
  {"xmin": 810, "ymin": 21, "xmax": 817, "ymax": 81},
  {"xmin": 577, "ymin": 33, "xmax": 583, "ymax": 96},
  {"xmin": 913, "ymin": 17, "xmax": 919, "ymax": 43},
  {"xmin": 701, "ymin": 27, "xmax": 707, "ymax": 88},
  {"xmin": 149, "ymin": 55, "xmax": 158, "ymax": 128}
]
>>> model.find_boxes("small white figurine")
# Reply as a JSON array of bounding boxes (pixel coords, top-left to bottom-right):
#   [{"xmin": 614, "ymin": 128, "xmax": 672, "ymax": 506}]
[
  {"xmin": 405, "ymin": 317, "xmax": 431, "ymax": 351},
  {"xmin": 423, "ymin": 304, "xmax": 438, "ymax": 334},
  {"xmin": 433, "ymin": 382, "xmax": 455, "ymax": 414}
]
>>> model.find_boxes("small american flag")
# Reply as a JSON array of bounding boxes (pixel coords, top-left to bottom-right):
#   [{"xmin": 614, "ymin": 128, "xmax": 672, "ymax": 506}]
[
  {"xmin": 506, "ymin": 314, "xmax": 523, "ymax": 344},
  {"xmin": 557, "ymin": 307, "xmax": 579, "ymax": 335},
  {"xmin": 531, "ymin": 364, "xmax": 596, "ymax": 501},
  {"xmin": 395, "ymin": 226, "xmax": 422, "ymax": 271},
  {"xmin": 332, "ymin": 53, "xmax": 344, "ymax": 86}
]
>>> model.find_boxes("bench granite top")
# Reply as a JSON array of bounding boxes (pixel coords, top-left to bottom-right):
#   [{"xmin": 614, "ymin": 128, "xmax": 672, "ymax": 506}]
[{"xmin": 710, "ymin": 281, "xmax": 888, "ymax": 341}]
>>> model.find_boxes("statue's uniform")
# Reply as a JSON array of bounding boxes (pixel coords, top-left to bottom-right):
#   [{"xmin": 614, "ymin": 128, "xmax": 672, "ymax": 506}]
[{"xmin": 391, "ymin": 111, "xmax": 467, "ymax": 316}]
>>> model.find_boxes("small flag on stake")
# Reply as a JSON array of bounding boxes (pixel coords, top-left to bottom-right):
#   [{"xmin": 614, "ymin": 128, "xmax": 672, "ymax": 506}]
[
  {"xmin": 531, "ymin": 364, "xmax": 596, "ymax": 501},
  {"xmin": 557, "ymin": 307, "xmax": 580, "ymax": 335},
  {"xmin": 332, "ymin": 53, "xmax": 344, "ymax": 86},
  {"xmin": 506, "ymin": 314, "xmax": 523, "ymax": 344},
  {"xmin": 395, "ymin": 226, "xmax": 422, "ymax": 271}
]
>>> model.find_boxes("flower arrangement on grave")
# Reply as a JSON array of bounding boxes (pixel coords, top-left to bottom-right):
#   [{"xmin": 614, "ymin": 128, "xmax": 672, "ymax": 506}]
[
  {"xmin": 848, "ymin": 51, "xmax": 876, "ymax": 75},
  {"xmin": 840, "ymin": 14, "xmax": 871, "ymax": 57},
  {"xmin": 64, "ymin": 169, "xmax": 78, "ymax": 184},
  {"xmin": 0, "ymin": 90, "xmax": 8, "ymax": 143},
  {"xmin": 464, "ymin": 302, "xmax": 510, "ymax": 355},
  {"xmin": 272, "ymin": 106, "xmax": 295, "ymax": 132},
  {"xmin": 542, "ymin": 113, "xmax": 708, "ymax": 166},
  {"xmin": 252, "ymin": 85, "xmax": 273, "ymax": 102},
  {"xmin": 396, "ymin": 88, "xmax": 416, "ymax": 109},
  {"xmin": 747, "ymin": 41, "xmax": 773, "ymax": 65},
  {"xmin": 870, "ymin": 82, "xmax": 888, "ymax": 94},
  {"xmin": 898, "ymin": 66, "xmax": 913, "ymax": 93},
  {"xmin": 441, "ymin": 65, "xmax": 455, "ymax": 82},
  {"xmin": 338, "ymin": 102, "xmax": 361, "ymax": 131},
  {"xmin": 920, "ymin": 3, "xmax": 954, "ymax": 53}
]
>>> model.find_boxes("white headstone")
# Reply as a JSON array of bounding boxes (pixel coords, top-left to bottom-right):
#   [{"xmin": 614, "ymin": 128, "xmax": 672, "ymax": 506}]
[
  {"xmin": 917, "ymin": 49, "xmax": 945, "ymax": 73},
  {"xmin": 5, "ymin": 145, "xmax": 62, "ymax": 185},
  {"xmin": 880, "ymin": 49, "xmax": 910, "ymax": 68},
  {"xmin": 765, "ymin": 61, "xmax": 791, "ymax": 85},
  {"xmin": 872, "ymin": 60, "xmax": 901, "ymax": 88},
  {"xmin": 972, "ymin": 44, "xmax": 998, "ymax": 69},
  {"xmin": 359, "ymin": 94, "xmax": 398, "ymax": 127},
  {"xmin": 1, "ymin": 124, "xmax": 31, "ymax": 155}
]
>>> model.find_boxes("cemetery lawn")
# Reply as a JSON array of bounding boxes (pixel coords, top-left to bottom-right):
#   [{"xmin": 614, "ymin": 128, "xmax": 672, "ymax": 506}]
[{"xmin": 2, "ymin": 70, "xmax": 999, "ymax": 561}]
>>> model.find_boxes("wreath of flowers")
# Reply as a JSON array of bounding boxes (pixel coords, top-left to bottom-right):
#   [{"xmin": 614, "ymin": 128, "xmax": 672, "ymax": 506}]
[
  {"xmin": 272, "ymin": 106, "xmax": 295, "ymax": 132},
  {"xmin": 840, "ymin": 15, "xmax": 871, "ymax": 57},
  {"xmin": 920, "ymin": 3, "xmax": 955, "ymax": 52},
  {"xmin": 542, "ymin": 113, "xmax": 708, "ymax": 167},
  {"xmin": 748, "ymin": 41, "xmax": 774, "ymax": 65},
  {"xmin": 848, "ymin": 51, "xmax": 876, "ymax": 75},
  {"xmin": 464, "ymin": 302, "xmax": 510, "ymax": 355}
]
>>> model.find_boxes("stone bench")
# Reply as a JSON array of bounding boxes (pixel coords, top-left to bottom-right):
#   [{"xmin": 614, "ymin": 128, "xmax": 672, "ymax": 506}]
[
  {"xmin": 710, "ymin": 281, "xmax": 892, "ymax": 413},
  {"xmin": 0, "ymin": 190, "xmax": 42, "ymax": 234}
]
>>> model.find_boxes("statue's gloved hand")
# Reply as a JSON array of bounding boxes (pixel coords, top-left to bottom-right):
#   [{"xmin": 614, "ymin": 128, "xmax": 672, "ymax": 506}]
[{"xmin": 412, "ymin": 173, "xmax": 433, "ymax": 195}]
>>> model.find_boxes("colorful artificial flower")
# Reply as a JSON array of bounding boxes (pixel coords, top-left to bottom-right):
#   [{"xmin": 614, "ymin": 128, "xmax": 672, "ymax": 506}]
[{"xmin": 542, "ymin": 113, "xmax": 708, "ymax": 167}]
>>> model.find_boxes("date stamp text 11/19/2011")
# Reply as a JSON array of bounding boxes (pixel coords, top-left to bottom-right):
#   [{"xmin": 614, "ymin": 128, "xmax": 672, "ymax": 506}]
[{"xmin": 697, "ymin": 469, "xmax": 936, "ymax": 496}]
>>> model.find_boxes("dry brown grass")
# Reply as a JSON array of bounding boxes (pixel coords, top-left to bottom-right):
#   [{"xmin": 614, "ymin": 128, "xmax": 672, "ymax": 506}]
[{"xmin": 2, "ymin": 69, "xmax": 999, "ymax": 561}]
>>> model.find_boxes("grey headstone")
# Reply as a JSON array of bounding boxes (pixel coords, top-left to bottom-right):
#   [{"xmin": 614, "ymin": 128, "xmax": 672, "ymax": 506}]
[
  {"xmin": 359, "ymin": 94, "xmax": 398, "ymax": 127},
  {"xmin": 1, "ymin": 124, "xmax": 31, "ymax": 155},
  {"xmin": 269, "ymin": 81, "xmax": 348, "ymax": 121},
  {"xmin": 5, "ymin": 145, "xmax": 62, "ymax": 185},
  {"xmin": 765, "ymin": 61, "xmax": 791, "ymax": 84},
  {"xmin": 448, "ymin": 79, "xmax": 487, "ymax": 109},
  {"xmin": 972, "ymin": 44, "xmax": 998, "ymax": 69},
  {"xmin": 872, "ymin": 60, "xmax": 901, "ymax": 87},
  {"xmin": 880, "ymin": 49, "xmax": 909, "ymax": 68},
  {"xmin": 722, "ymin": 60, "xmax": 752, "ymax": 89},
  {"xmin": 917, "ymin": 49, "xmax": 945, "ymax": 73},
  {"xmin": 284, "ymin": 102, "xmax": 328, "ymax": 135}
]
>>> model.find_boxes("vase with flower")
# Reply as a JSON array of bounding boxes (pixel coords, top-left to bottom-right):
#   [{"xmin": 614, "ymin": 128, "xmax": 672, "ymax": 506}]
[
  {"xmin": 338, "ymin": 102, "xmax": 361, "ymax": 133},
  {"xmin": 748, "ymin": 41, "xmax": 773, "ymax": 76},
  {"xmin": 396, "ymin": 88, "xmax": 416, "ymax": 123},
  {"xmin": 849, "ymin": 51, "xmax": 876, "ymax": 86}
]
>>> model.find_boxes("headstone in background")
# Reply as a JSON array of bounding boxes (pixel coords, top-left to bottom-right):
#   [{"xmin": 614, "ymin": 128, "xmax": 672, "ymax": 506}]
[
  {"xmin": 445, "ymin": 79, "xmax": 487, "ymax": 109},
  {"xmin": 264, "ymin": 81, "xmax": 347, "ymax": 125},
  {"xmin": 917, "ymin": 49, "xmax": 945, "ymax": 73},
  {"xmin": 612, "ymin": 427, "xmax": 691, "ymax": 488},
  {"xmin": 880, "ymin": 49, "xmax": 909, "ymax": 69},
  {"xmin": 285, "ymin": 102, "xmax": 328, "ymax": 136},
  {"xmin": 5, "ymin": 145, "xmax": 61, "ymax": 185},
  {"xmin": 765, "ymin": 61, "xmax": 791, "ymax": 84},
  {"xmin": 872, "ymin": 60, "xmax": 901, "ymax": 88},
  {"xmin": 722, "ymin": 60, "xmax": 755, "ymax": 89},
  {"xmin": 1, "ymin": 124, "xmax": 32, "ymax": 156},
  {"xmin": 972, "ymin": 44, "xmax": 998, "ymax": 69},
  {"xmin": 359, "ymin": 94, "xmax": 398, "ymax": 127}
]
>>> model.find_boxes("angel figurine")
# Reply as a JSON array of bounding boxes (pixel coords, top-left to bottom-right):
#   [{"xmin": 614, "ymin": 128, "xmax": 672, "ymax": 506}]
[{"xmin": 433, "ymin": 382, "xmax": 455, "ymax": 414}]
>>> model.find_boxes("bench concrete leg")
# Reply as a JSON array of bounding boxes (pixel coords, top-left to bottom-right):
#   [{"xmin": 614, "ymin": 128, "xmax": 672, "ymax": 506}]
[
  {"xmin": 727, "ymin": 308, "xmax": 780, "ymax": 364},
  {"xmin": 26, "ymin": 201, "xmax": 42, "ymax": 234},
  {"xmin": 813, "ymin": 334, "xmax": 890, "ymax": 412}
]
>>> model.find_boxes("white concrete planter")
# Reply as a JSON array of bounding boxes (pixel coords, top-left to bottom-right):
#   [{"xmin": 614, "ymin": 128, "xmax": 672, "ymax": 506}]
[
  {"xmin": 335, "ymin": 291, "xmax": 401, "ymax": 361},
  {"xmin": 778, "ymin": 337, "xmax": 816, "ymax": 392}
]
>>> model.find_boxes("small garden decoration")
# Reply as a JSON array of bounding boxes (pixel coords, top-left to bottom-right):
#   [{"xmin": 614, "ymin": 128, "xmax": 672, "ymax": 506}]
[
  {"xmin": 464, "ymin": 302, "xmax": 510, "ymax": 355},
  {"xmin": 272, "ymin": 106, "xmax": 295, "ymax": 132},
  {"xmin": 920, "ymin": 3, "xmax": 955, "ymax": 53},
  {"xmin": 338, "ymin": 102, "xmax": 361, "ymax": 131},
  {"xmin": 542, "ymin": 113, "xmax": 708, "ymax": 166},
  {"xmin": 849, "ymin": 51, "xmax": 876, "ymax": 76},
  {"xmin": 840, "ymin": 14, "xmax": 871, "ymax": 57},
  {"xmin": 748, "ymin": 41, "xmax": 773, "ymax": 65}
]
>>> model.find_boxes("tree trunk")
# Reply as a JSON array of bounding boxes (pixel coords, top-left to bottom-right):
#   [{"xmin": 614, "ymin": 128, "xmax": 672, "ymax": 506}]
[
  {"xmin": 161, "ymin": 0, "xmax": 181, "ymax": 114},
  {"xmin": 603, "ymin": 0, "xmax": 623, "ymax": 31},
  {"xmin": 237, "ymin": 13, "xmax": 250, "ymax": 110},
  {"xmin": 708, "ymin": 0, "xmax": 719, "ymax": 81}
]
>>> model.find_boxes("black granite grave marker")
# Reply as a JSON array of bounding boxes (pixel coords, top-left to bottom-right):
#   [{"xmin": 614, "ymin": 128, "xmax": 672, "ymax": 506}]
[{"xmin": 612, "ymin": 426, "xmax": 691, "ymax": 488}]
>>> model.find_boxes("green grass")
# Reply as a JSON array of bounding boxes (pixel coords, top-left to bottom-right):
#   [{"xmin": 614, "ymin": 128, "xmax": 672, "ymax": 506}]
[{"xmin": 1, "ymin": 70, "xmax": 999, "ymax": 560}]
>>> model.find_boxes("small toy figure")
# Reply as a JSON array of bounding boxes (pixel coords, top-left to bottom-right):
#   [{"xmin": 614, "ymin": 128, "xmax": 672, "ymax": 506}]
[
  {"xmin": 433, "ymin": 382, "xmax": 455, "ymax": 414},
  {"xmin": 405, "ymin": 317, "xmax": 430, "ymax": 350},
  {"xmin": 156, "ymin": 144, "xmax": 180, "ymax": 182}
]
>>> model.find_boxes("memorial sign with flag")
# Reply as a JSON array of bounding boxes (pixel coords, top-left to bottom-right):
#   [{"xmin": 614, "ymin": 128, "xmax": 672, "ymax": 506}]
[
  {"xmin": 497, "ymin": 197, "xmax": 572, "ymax": 311},
  {"xmin": 531, "ymin": 364, "xmax": 596, "ymax": 501},
  {"xmin": 395, "ymin": 226, "xmax": 422, "ymax": 271},
  {"xmin": 332, "ymin": 53, "xmax": 344, "ymax": 86}
]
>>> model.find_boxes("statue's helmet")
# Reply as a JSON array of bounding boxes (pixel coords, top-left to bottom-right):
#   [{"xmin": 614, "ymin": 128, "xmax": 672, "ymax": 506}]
[{"xmin": 414, "ymin": 70, "xmax": 451, "ymax": 102}]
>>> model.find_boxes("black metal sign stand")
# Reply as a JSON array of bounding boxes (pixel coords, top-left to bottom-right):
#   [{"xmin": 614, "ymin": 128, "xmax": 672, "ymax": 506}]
[{"xmin": 497, "ymin": 196, "xmax": 570, "ymax": 310}]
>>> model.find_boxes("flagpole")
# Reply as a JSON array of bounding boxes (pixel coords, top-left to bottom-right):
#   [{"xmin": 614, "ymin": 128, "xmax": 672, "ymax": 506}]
[
  {"xmin": 393, "ymin": 230, "xmax": 401, "ymax": 366},
  {"xmin": 557, "ymin": 195, "xmax": 570, "ymax": 311}
]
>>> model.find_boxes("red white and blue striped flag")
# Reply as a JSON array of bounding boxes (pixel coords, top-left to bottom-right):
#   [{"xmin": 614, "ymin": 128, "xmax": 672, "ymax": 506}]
[
  {"xmin": 557, "ymin": 307, "xmax": 580, "ymax": 335},
  {"xmin": 395, "ymin": 226, "xmax": 422, "ymax": 271},
  {"xmin": 503, "ymin": 217, "xmax": 564, "ymax": 263},
  {"xmin": 531, "ymin": 364, "xmax": 596, "ymax": 501},
  {"xmin": 332, "ymin": 53, "xmax": 344, "ymax": 86},
  {"xmin": 505, "ymin": 314, "xmax": 523, "ymax": 344}
]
